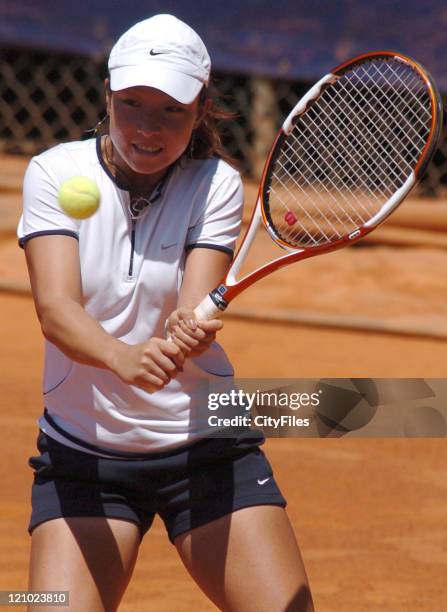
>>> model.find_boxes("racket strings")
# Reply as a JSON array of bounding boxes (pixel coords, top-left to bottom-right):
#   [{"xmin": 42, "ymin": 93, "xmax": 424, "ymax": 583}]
[
  {"xmin": 309, "ymin": 95, "xmax": 402, "ymax": 203},
  {"xmin": 351, "ymin": 63, "xmax": 430, "ymax": 135},
  {"xmin": 265, "ymin": 57, "xmax": 433, "ymax": 248},
  {"xmin": 338, "ymin": 62, "xmax": 431, "ymax": 163},
  {"xmin": 285, "ymin": 109, "xmax": 384, "ymax": 212},
  {"xmin": 339, "ymin": 68, "xmax": 429, "ymax": 165},
  {"xmin": 284, "ymin": 68, "xmax": 429, "ymax": 232},
  {"xmin": 276, "ymin": 143, "xmax": 365, "ymax": 244},
  {"xmin": 274, "ymin": 117, "xmax": 384, "ymax": 244},
  {"xmin": 372, "ymin": 63, "xmax": 432, "ymax": 131},
  {"xmin": 322, "ymin": 84, "xmax": 419, "ymax": 177}
]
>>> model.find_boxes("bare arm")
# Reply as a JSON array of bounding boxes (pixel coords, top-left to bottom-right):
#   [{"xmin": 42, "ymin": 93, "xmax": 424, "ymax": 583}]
[
  {"xmin": 166, "ymin": 247, "xmax": 232, "ymax": 355},
  {"xmin": 179, "ymin": 247, "xmax": 231, "ymax": 310},
  {"xmin": 25, "ymin": 235, "xmax": 184, "ymax": 391}
]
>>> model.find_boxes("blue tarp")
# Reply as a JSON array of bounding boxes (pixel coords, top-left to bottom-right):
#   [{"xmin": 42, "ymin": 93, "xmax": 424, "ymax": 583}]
[{"xmin": 1, "ymin": 0, "xmax": 446, "ymax": 90}]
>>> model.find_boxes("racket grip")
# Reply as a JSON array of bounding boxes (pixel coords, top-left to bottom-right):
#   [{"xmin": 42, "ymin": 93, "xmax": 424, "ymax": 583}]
[{"xmin": 194, "ymin": 293, "xmax": 224, "ymax": 321}]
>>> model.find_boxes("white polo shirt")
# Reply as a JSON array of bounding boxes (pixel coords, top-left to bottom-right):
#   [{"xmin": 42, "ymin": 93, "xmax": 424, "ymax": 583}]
[{"xmin": 18, "ymin": 137, "xmax": 243, "ymax": 455}]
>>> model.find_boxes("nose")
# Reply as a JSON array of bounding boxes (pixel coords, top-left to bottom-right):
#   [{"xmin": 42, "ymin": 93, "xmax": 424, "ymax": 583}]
[{"xmin": 136, "ymin": 112, "xmax": 161, "ymax": 136}]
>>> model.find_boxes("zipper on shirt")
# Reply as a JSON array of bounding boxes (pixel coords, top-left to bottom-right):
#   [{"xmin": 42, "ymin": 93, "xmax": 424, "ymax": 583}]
[{"xmin": 128, "ymin": 219, "xmax": 136, "ymax": 278}]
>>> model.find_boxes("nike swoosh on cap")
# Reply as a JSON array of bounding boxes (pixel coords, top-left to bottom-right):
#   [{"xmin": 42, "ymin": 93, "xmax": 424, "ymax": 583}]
[{"xmin": 150, "ymin": 49, "xmax": 165, "ymax": 56}]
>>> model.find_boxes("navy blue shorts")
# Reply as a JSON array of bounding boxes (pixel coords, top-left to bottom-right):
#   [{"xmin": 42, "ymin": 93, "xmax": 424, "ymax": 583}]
[{"xmin": 28, "ymin": 431, "xmax": 286, "ymax": 543}]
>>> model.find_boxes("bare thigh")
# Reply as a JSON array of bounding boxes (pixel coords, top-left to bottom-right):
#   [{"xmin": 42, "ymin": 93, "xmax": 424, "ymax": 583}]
[
  {"xmin": 28, "ymin": 517, "xmax": 141, "ymax": 612},
  {"xmin": 175, "ymin": 505, "xmax": 314, "ymax": 612}
]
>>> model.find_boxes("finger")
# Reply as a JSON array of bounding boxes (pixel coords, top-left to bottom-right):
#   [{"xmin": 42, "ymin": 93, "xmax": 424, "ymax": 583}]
[
  {"xmin": 142, "ymin": 360, "xmax": 173, "ymax": 382},
  {"xmin": 156, "ymin": 342, "xmax": 185, "ymax": 368},
  {"xmin": 142, "ymin": 344, "xmax": 179, "ymax": 374},
  {"xmin": 158, "ymin": 338, "xmax": 182, "ymax": 354},
  {"xmin": 172, "ymin": 326, "xmax": 200, "ymax": 348},
  {"xmin": 178, "ymin": 320, "xmax": 205, "ymax": 341},
  {"xmin": 165, "ymin": 308, "xmax": 195, "ymax": 336},
  {"xmin": 138, "ymin": 373, "xmax": 168, "ymax": 393},
  {"xmin": 197, "ymin": 329, "xmax": 217, "ymax": 343},
  {"xmin": 185, "ymin": 318, "xmax": 197, "ymax": 331},
  {"xmin": 187, "ymin": 337, "xmax": 216, "ymax": 357},
  {"xmin": 171, "ymin": 336, "xmax": 194, "ymax": 355},
  {"xmin": 176, "ymin": 308, "xmax": 196, "ymax": 325},
  {"xmin": 175, "ymin": 315, "xmax": 197, "ymax": 332},
  {"xmin": 197, "ymin": 319, "xmax": 223, "ymax": 332},
  {"xmin": 158, "ymin": 349, "xmax": 184, "ymax": 371},
  {"xmin": 167, "ymin": 354, "xmax": 184, "ymax": 370}
]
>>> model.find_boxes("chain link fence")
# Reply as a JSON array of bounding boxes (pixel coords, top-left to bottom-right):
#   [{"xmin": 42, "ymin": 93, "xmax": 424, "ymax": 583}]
[{"xmin": 1, "ymin": 48, "xmax": 446, "ymax": 193}]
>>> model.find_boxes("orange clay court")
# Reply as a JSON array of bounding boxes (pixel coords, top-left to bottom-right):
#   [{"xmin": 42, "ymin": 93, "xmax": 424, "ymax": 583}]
[{"xmin": 1, "ymin": 154, "xmax": 447, "ymax": 610}]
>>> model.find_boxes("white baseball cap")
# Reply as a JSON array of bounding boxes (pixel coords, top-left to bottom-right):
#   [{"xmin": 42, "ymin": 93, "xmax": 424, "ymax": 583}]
[{"xmin": 108, "ymin": 14, "xmax": 211, "ymax": 104}]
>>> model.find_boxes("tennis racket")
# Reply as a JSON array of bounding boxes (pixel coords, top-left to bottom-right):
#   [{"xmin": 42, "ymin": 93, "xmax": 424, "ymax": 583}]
[{"xmin": 194, "ymin": 51, "xmax": 443, "ymax": 320}]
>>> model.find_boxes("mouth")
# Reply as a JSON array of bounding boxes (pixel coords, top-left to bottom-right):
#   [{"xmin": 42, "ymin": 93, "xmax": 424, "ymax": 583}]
[{"xmin": 132, "ymin": 143, "xmax": 163, "ymax": 156}]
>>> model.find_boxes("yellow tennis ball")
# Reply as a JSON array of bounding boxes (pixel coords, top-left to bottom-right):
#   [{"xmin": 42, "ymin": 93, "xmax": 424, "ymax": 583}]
[{"xmin": 58, "ymin": 176, "xmax": 101, "ymax": 219}]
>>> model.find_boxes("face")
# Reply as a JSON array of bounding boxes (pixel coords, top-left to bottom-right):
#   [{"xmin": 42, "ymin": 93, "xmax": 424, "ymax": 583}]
[{"xmin": 107, "ymin": 85, "xmax": 207, "ymax": 184}]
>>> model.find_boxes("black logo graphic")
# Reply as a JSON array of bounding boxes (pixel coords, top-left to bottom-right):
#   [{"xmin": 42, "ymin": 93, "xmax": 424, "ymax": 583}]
[{"xmin": 150, "ymin": 49, "xmax": 164, "ymax": 56}]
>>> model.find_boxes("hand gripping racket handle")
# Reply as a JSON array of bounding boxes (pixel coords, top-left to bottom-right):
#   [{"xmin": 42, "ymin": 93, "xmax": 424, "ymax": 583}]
[
  {"xmin": 164, "ymin": 294, "xmax": 220, "ymax": 341},
  {"xmin": 165, "ymin": 294, "xmax": 219, "ymax": 339}
]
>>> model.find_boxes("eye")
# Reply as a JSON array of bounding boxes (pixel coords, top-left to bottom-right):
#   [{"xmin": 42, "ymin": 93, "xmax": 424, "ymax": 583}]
[
  {"xmin": 121, "ymin": 98, "xmax": 140, "ymax": 108},
  {"xmin": 166, "ymin": 105, "xmax": 186, "ymax": 113}
]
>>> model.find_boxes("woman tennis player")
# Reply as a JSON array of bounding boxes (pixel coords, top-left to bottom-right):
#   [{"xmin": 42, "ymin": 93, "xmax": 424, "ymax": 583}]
[{"xmin": 19, "ymin": 14, "xmax": 314, "ymax": 612}]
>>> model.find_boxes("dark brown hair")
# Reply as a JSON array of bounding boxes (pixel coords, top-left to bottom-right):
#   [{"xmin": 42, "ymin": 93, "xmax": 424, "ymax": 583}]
[{"xmin": 190, "ymin": 82, "xmax": 238, "ymax": 167}]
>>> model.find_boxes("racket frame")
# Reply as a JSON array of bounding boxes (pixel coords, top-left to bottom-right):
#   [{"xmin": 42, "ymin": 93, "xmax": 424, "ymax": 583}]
[{"xmin": 194, "ymin": 51, "xmax": 443, "ymax": 320}]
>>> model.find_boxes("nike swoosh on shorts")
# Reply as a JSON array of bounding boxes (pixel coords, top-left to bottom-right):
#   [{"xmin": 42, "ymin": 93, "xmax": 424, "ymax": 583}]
[{"xmin": 257, "ymin": 478, "xmax": 270, "ymax": 486}]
